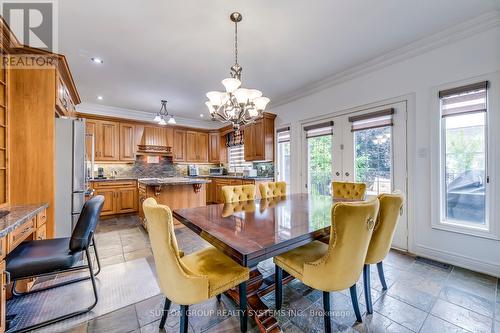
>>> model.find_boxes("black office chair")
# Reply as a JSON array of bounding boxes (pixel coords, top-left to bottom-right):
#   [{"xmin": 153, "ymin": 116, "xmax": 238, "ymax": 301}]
[{"xmin": 6, "ymin": 195, "xmax": 105, "ymax": 332}]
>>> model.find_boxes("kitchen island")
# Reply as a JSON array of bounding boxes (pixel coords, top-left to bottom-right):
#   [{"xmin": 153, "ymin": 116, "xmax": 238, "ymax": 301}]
[{"xmin": 138, "ymin": 178, "xmax": 211, "ymax": 229}]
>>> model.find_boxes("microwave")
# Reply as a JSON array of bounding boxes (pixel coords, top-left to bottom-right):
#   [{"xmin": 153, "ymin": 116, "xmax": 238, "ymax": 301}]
[{"xmin": 209, "ymin": 167, "xmax": 225, "ymax": 176}]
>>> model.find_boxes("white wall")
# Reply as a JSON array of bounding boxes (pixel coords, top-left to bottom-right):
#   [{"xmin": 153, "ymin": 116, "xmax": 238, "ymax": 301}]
[{"xmin": 270, "ymin": 23, "xmax": 500, "ymax": 276}]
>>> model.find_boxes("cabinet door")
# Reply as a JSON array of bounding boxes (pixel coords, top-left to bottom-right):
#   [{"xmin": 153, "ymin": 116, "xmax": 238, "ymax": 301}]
[
  {"xmin": 244, "ymin": 125, "xmax": 254, "ymax": 161},
  {"xmin": 99, "ymin": 121, "xmax": 119, "ymax": 161},
  {"xmin": 209, "ymin": 133, "xmax": 219, "ymax": 163},
  {"xmin": 197, "ymin": 132, "xmax": 209, "ymax": 162},
  {"xmin": 116, "ymin": 187, "xmax": 138, "ymax": 214},
  {"xmin": 173, "ymin": 130, "xmax": 186, "ymax": 162},
  {"xmin": 0, "ymin": 260, "xmax": 5, "ymax": 333},
  {"xmin": 120, "ymin": 123, "xmax": 135, "ymax": 161},
  {"xmin": 165, "ymin": 127, "xmax": 174, "ymax": 148},
  {"xmin": 253, "ymin": 119, "xmax": 265, "ymax": 160},
  {"xmin": 95, "ymin": 189, "xmax": 116, "ymax": 215},
  {"xmin": 85, "ymin": 120, "xmax": 98, "ymax": 160},
  {"xmin": 185, "ymin": 131, "xmax": 198, "ymax": 162}
]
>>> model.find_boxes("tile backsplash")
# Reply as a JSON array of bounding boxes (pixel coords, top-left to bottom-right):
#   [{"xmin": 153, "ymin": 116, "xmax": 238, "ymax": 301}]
[{"xmin": 93, "ymin": 157, "xmax": 274, "ymax": 179}]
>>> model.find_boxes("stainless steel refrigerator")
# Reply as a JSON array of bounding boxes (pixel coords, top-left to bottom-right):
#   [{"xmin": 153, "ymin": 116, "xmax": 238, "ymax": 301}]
[{"xmin": 55, "ymin": 118, "xmax": 86, "ymax": 237}]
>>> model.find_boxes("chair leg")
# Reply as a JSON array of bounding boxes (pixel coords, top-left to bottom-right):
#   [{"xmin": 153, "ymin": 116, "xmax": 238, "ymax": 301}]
[
  {"xmin": 216, "ymin": 294, "xmax": 222, "ymax": 302},
  {"xmin": 349, "ymin": 284, "xmax": 362, "ymax": 323},
  {"xmin": 239, "ymin": 281, "xmax": 248, "ymax": 333},
  {"xmin": 377, "ymin": 262, "xmax": 388, "ymax": 290},
  {"xmin": 159, "ymin": 297, "xmax": 171, "ymax": 329},
  {"xmin": 363, "ymin": 264, "xmax": 373, "ymax": 314},
  {"xmin": 91, "ymin": 236, "xmax": 102, "ymax": 276},
  {"xmin": 322, "ymin": 291, "xmax": 332, "ymax": 333},
  {"xmin": 10, "ymin": 249, "xmax": 99, "ymax": 332},
  {"xmin": 275, "ymin": 265, "xmax": 283, "ymax": 310},
  {"xmin": 179, "ymin": 305, "xmax": 189, "ymax": 333}
]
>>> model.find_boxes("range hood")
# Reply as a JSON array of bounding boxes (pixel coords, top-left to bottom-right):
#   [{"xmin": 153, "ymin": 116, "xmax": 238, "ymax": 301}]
[{"xmin": 136, "ymin": 126, "xmax": 173, "ymax": 156}]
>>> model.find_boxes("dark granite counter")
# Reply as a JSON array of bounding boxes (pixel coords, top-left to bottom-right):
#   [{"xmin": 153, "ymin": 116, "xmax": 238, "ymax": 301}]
[
  {"xmin": 190, "ymin": 175, "xmax": 275, "ymax": 181},
  {"xmin": 0, "ymin": 203, "xmax": 49, "ymax": 238},
  {"xmin": 138, "ymin": 177, "xmax": 211, "ymax": 186},
  {"xmin": 89, "ymin": 178, "xmax": 138, "ymax": 182}
]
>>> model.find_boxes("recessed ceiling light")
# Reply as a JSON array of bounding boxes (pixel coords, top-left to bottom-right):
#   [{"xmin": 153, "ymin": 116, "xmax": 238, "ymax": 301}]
[
  {"xmin": 200, "ymin": 114, "xmax": 204, "ymax": 117},
  {"xmin": 91, "ymin": 57, "xmax": 103, "ymax": 64},
  {"xmin": 97, "ymin": 95, "xmax": 103, "ymax": 100}
]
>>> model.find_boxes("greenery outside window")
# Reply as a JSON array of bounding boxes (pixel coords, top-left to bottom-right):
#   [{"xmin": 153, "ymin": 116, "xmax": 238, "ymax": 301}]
[
  {"xmin": 304, "ymin": 122, "xmax": 333, "ymax": 197},
  {"xmin": 276, "ymin": 127, "xmax": 291, "ymax": 187}
]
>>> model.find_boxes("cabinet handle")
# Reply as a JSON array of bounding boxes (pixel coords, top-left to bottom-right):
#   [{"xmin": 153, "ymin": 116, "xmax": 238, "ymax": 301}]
[{"xmin": 5, "ymin": 270, "xmax": 11, "ymax": 285}]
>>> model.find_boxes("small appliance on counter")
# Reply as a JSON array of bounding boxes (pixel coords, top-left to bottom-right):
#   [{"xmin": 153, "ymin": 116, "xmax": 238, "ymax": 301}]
[
  {"xmin": 243, "ymin": 168, "xmax": 257, "ymax": 178},
  {"xmin": 188, "ymin": 165, "xmax": 199, "ymax": 176},
  {"xmin": 209, "ymin": 167, "xmax": 226, "ymax": 176},
  {"xmin": 96, "ymin": 167, "xmax": 106, "ymax": 179}
]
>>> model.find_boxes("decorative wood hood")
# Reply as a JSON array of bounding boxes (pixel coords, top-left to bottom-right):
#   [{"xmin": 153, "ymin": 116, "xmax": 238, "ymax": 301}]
[{"xmin": 137, "ymin": 126, "xmax": 173, "ymax": 156}]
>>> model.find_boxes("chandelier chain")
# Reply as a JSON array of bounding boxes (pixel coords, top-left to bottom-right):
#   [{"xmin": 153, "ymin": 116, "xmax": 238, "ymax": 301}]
[{"xmin": 234, "ymin": 20, "xmax": 238, "ymax": 65}]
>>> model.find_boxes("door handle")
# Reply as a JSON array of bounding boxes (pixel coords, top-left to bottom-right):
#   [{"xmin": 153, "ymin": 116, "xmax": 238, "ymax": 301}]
[
  {"xmin": 335, "ymin": 172, "xmax": 340, "ymax": 176},
  {"xmin": 345, "ymin": 172, "xmax": 350, "ymax": 177}
]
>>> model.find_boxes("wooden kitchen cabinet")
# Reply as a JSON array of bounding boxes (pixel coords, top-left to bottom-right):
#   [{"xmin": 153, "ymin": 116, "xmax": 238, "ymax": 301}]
[
  {"xmin": 0, "ymin": 260, "xmax": 5, "ymax": 333},
  {"xmin": 209, "ymin": 133, "xmax": 227, "ymax": 163},
  {"xmin": 119, "ymin": 123, "xmax": 135, "ymax": 161},
  {"xmin": 91, "ymin": 180, "xmax": 138, "ymax": 217},
  {"xmin": 186, "ymin": 131, "xmax": 208, "ymax": 163},
  {"xmin": 243, "ymin": 113, "xmax": 276, "ymax": 161},
  {"xmin": 173, "ymin": 129, "xmax": 186, "ymax": 162},
  {"xmin": 86, "ymin": 120, "xmax": 120, "ymax": 161}
]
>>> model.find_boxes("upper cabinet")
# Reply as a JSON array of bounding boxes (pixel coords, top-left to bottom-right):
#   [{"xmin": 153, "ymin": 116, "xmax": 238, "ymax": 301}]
[
  {"xmin": 86, "ymin": 120, "xmax": 123, "ymax": 162},
  {"xmin": 244, "ymin": 113, "xmax": 276, "ymax": 161},
  {"xmin": 173, "ymin": 129, "xmax": 186, "ymax": 162},
  {"xmin": 120, "ymin": 123, "xmax": 135, "ymax": 161},
  {"xmin": 55, "ymin": 71, "xmax": 76, "ymax": 117},
  {"xmin": 186, "ymin": 131, "xmax": 208, "ymax": 163},
  {"xmin": 209, "ymin": 132, "xmax": 227, "ymax": 164}
]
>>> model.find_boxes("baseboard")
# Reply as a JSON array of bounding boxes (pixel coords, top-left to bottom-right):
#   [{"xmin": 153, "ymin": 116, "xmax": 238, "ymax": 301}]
[{"xmin": 414, "ymin": 244, "xmax": 500, "ymax": 277}]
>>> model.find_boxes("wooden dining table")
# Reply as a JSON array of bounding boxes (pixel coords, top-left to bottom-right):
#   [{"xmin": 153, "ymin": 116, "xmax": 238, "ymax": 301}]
[{"xmin": 173, "ymin": 193, "xmax": 359, "ymax": 333}]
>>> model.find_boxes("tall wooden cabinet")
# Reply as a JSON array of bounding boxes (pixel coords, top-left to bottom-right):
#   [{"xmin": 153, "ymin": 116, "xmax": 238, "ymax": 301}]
[
  {"xmin": 209, "ymin": 132, "xmax": 227, "ymax": 163},
  {"xmin": 186, "ymin": 131, "xmax": 208, "ymax": 163},
  {"xmin": 120, "ymin": 123, "xmax": 135, "ymax": 161},
  {"xmin": 244, "ymin": 113, "xmax": 276, "ymax": 161},
  {"xmin": 173, "ymin": 129, "xmax": 186, "ymax": 162},
  {"xmin": 0, "ymin": 52, "xmax": 8, "ymax": 207}
]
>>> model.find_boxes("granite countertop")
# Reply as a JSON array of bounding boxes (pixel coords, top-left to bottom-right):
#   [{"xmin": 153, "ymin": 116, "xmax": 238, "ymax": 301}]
[
  {"xmin": 191, "ymin": 175, "xmax": 275, "ymax": 181},
  {"xmin": 89, "ymin": 177, "xmax": 138, "ymax": 182},
  {"xmin": 0, "ymin": 203, "xmax": 49, "ymax": 238},
  {"xmin": 138, "ymin": 177, "xmax": 211, "ymax": 186}
]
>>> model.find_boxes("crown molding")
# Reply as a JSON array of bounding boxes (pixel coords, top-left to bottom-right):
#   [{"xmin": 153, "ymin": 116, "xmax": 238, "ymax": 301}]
[
  {"xmin": 77, "ymin": 102, "xmax": 224, "ymax": 129},
  {"xmin": 270, "ymin": 10, "xmax": 500, "ymax": 109}
]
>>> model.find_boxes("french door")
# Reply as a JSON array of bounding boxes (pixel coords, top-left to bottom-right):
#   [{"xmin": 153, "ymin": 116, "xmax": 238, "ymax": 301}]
[{"xmin": 303, "ymin": 101, "xmax": 408, "ymax": 250}]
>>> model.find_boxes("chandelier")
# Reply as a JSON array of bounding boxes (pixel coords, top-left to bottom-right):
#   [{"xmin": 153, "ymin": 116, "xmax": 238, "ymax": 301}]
[
  {"xmin": 154, "ymin": 100, "xmax": 176, "ymax": 125},
  {"xmin": 205, "ymin": 12, "xmax": 270, "ymax": 129}
]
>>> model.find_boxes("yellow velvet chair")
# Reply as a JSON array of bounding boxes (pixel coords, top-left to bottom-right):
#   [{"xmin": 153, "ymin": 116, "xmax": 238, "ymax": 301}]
[
  {"xmin": 221, "ymin": 184, "xmax": 256, "ymax": 203},
  {"xmin": 143, "ymin": 198, "xmax": 250, "ymax": 332},
  {"xmin": 258, "ymin": 181, "xmax": 287, "ymax": 199},
  {"xmin": 274, "ymin": 199, "xmax": 379, "ymax": 331},
  {"xmin": 221, "ymin": 201, "xmax": 256, "ymax": 217},
  {"xmin": 363, "ymin": 191, "xmax": 404, "ymax": 314},
  {"xmin": 332, "ymin": 181, "xmax": 366, "ymax": 200}
]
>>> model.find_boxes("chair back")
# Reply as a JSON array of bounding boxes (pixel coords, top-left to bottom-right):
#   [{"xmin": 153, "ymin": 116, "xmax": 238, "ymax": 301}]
[
  {"xmin": 365, "ymin": 191, "xmax": 404, "ymax": 264},
  {"xmin": 222, "ymin": 201, "xmax": 256, "ymax": 217},
  {"xmin": 332, "ymin": 181, "xmax": 366, "ymax": 200},
  {"xmin": 221, "ymin": 185, "xmax": 255, "ymax": 203},
  {"xmin": 259, "ymin": 181, "xmax": 287, "ymax": 199},
  {"xmin": 143, "ymin": 198, "xmax": 209, "ymax": 305},
  {"xmin": 303, "ymin": 198, "xmax": 379, "ymax": 291},
  {"xmin": 69, "ymin": 195, "xmax": 104, "ymax": 252}
]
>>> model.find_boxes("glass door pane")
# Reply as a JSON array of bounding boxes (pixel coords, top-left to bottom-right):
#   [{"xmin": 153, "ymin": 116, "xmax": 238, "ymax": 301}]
[
  {"xmin": 354, "ymin": 126, "xmax": 393, "ymax": 195},
  {"xmin": 307, "ymin": 134, "xmax": 333, "ymax": 197}
]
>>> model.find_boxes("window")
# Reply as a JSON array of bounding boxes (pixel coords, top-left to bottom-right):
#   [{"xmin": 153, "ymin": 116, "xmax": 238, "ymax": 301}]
[
  {"xmin": 276, "ymin": 127, "xmax": 290, "ymax": 185},
  {"xmin": 350, "ymin": 109, "xmax": 394, "ymax": 195},
  {"xmin": 439, "ymin": 81, "xmax": 488, "ymax": 228},
  {"xmin": 305, "ymin": 121, "xmax": 333, "ymax": 197},
  {"xmin": 228, "ymin": 145, "xmax": 252, "ymax": 173}
]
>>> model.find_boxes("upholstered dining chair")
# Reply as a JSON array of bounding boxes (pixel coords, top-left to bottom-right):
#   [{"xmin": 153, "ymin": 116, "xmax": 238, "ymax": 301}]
[
  {"xmin": 258, "ymin": 181, "xmax": 287, "ymax": 199},
  {"xmin": 332, "ymin": 181, "xmax": 366, "ymax": 200},
  {"xmin": 222, "ymin": 201, "xmax": 256, "ymax": 217},
  {"xmin": 221, "ymin": 184, "xmax": 256, "ymax": 203},
  {"xmin": 363, "ymin": 191, "xmax": 404, "ymax": 314},
  {"xmin": 5, "ymin": 195, "xmax": 104, "ymax": 332},
  {"xmin": 143, "ymin": 198, "xmax": 250, "ymax": 333},
  {"xmin": 274, "ymin": 199, "xmax": 379, "ymax": 332}
]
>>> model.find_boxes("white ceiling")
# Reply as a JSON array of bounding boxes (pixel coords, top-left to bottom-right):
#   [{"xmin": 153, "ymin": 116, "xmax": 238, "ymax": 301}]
[{"xmin": 59, "ymin": 0, "xmax": 500, "ymax": 120}]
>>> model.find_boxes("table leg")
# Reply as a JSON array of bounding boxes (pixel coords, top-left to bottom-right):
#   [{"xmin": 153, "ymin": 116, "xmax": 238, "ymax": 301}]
[{"xmin": 226, "ymin": 266, "xmax": 294, "ymax": 333}]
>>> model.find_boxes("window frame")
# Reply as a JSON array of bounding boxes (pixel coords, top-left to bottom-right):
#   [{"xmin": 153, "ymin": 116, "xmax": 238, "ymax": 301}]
[
  {"xmin": 276, "ymin": 126, "xmax": 291, "ymax": 187},
  {"xmin": 431, "ymin": 77, "xmax": 499, "ymax": 240}
]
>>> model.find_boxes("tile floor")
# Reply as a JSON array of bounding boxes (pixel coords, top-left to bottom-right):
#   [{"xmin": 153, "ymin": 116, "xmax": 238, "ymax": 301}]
[{"xmin": 29, "ymin": 216, "xmax": 500, "ymax": 333}]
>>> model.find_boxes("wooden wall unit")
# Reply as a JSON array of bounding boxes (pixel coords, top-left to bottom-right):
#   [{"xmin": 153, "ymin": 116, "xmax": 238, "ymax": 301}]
[
  {"xmin": 208, "ymin": 132, "xmax": 227, "ymax": 164},
  {"xmin": 0, "ymin": 52, "xmax": 8, "ymax": 207},
  {"xmin": 119, "ymin": 123, "xmax": 135, "ymax": 161},
  {"xmin": 173, "ymin": 129, "xmax": 186, "ymax": 162},
  {"xmin": 243, "ymin": 113, "xmax": 276, "ymax": 162},
  {"xmin": 186, "ymin": 131, "xmax": 208, "ymax": 163}
]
